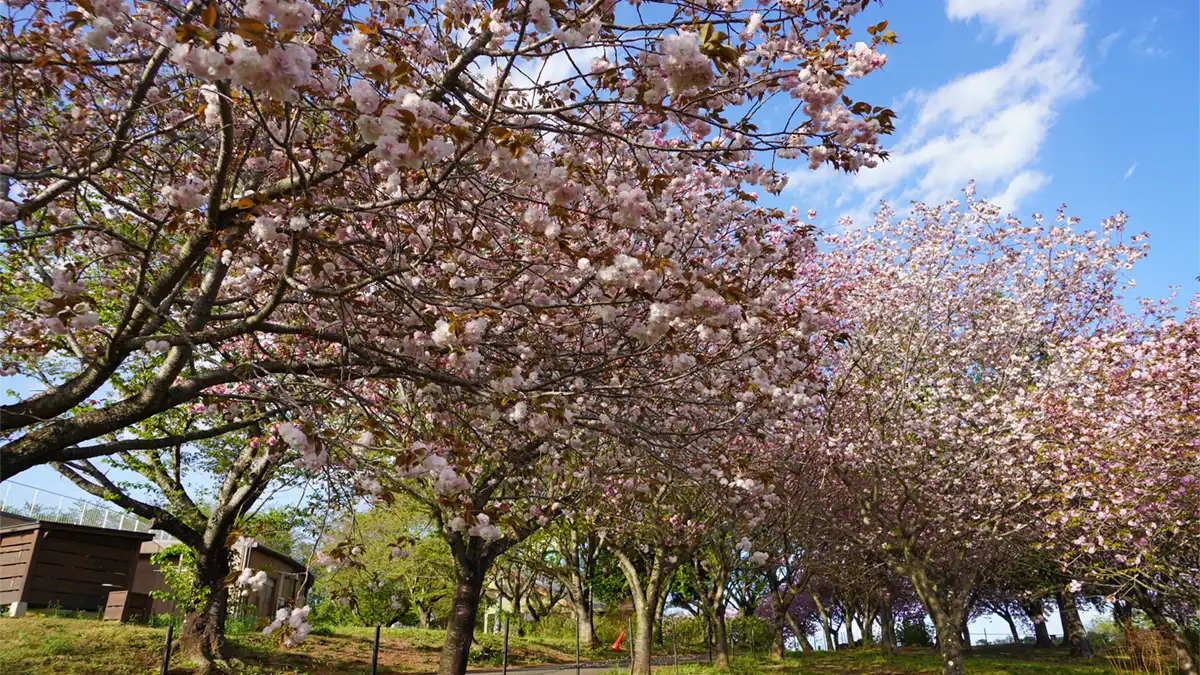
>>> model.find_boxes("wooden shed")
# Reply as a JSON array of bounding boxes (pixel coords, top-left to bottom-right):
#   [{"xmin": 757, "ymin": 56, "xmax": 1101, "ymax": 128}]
[
  {"xmin": 0, "ymin": 520, "xmax": 153, "ymax": 616},
  {"xmin": 133, "ymin": 539, "xmax": 309, "ymax": 619}
]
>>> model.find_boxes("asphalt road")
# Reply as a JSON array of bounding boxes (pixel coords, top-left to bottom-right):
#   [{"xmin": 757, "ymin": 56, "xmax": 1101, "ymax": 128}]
[{"xmin": 464, "ymin": 654, "xmax": 711, "ymax": 675}]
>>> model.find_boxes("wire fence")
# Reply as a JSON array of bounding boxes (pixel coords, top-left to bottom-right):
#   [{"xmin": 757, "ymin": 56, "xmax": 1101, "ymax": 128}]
[{"xmin": 0, "ymin": 480, "xmax": 177, "ymax": 543}]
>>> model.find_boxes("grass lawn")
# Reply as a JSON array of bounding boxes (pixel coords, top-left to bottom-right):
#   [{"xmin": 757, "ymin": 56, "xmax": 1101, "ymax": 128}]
[
  {"xmin": 0, "ymin": 617, "xmax": 1121, "ymax": 675},
  {"xmin": 0, "ymin": 616, "xmax": 605, "ymax": 674}
]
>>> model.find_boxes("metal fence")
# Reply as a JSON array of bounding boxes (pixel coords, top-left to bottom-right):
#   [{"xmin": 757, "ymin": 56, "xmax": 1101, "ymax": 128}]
[{"xmin": 0, "ymin": 480, "xmax": 177, "ymax": 542}]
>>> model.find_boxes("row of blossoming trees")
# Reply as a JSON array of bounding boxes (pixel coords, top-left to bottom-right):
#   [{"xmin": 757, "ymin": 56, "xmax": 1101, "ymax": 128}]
[{"xmin": 0, "ymin": 0, "xmax": 1195, "ymax": 673}]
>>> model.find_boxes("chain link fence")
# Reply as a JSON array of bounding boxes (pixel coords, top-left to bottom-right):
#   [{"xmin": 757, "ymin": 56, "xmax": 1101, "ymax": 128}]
[{"xmin": 0, "ymin": 480, "xmax": 177, "ymax": 542}]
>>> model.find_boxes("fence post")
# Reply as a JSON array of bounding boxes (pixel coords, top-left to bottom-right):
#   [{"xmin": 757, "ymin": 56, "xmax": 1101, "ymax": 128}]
[
  {"xmin": 628, "ymin": 617, "xmax": 634, "ymax": 674},
  {"xmin": 77, "ymin": 501, "xmax": 87, "ymax": 524},
  {"xmin": 160, "ymin": 624, "xmax": 174, "ymax": 675},
  {"xmin": 673, "ymin": 629, "xmax": 678, "ymax": 675},
  {"xmin": 1, "ymin": 482, "xmax": 10, "ymax": 511},
  {"xmin": 503, "ymin": 617, "xmax": 510, "ymax": 675},
  {"xmin": 370, "ymin": 625, "xmax": 381, "ymax": 674},
  {"xmin": 575, "ymin": 614, "xmax": 581, "ymax": 675}
]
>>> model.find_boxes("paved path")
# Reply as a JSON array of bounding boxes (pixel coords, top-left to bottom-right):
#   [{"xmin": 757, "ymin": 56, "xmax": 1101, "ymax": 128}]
[{"xmin": 462, "ymin": 654, "xmax": 711, "ymax": 675}]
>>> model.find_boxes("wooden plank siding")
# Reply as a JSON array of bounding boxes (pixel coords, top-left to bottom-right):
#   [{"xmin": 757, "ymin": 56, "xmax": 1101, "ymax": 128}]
[
  {"xmin": 0, "ymin": 530, "xmax": 36, "ymax": 605},
  {"xmin": 0, "ymin": 521, "xmax": 152, "ymax": 612}
]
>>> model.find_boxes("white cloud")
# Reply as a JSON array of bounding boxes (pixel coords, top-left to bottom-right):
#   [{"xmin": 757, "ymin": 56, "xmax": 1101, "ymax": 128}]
[
  {"xmin": 993, "ymin": 171, "xmax": 1048, "ymax": 212},
  {"xmin": 1123, "ymin": 163, "xmax": 1137, "ymax": 180},
  {"xmin": 1130, "ymin": 17, "xmax": 1166, "ymax": 57},
  {"xmin": 786, "ymin": 0, "xmax": 1089, "ymax": 221},
  {"xmin": 1097, "ymin": 30, "xmax": 1123, "ymax": 59}
]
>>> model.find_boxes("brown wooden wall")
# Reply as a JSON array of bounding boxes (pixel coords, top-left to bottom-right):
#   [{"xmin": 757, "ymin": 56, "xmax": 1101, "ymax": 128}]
[
  {"xmin": 131, "ymin": 552, "xmax": 177, "ymax": 616},
  {"xmin": 0, "ymin": 523, "xmax": 149, "ymax": 612},
  {"xmin": 26, "ymin": 528, "xmax": 140, "ymax": 610},
  {"xmin": 241, "ymin": 548, "xmax": 307, "ymax": 618},
  {"xmin": 0, "ymin": 530, "xmax": 36, "ymax": 605}
]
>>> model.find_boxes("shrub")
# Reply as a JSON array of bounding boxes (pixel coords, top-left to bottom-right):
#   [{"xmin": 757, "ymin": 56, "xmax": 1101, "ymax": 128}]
[{"xmin": 897, "ymin": 618, "xmax": 933, "ymax": 647}]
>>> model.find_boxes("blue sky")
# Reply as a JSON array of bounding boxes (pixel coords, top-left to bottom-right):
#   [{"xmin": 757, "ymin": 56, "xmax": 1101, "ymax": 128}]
[{"xmin": 782, "ymin": 0, "xmax": 1198, "ymax": 306}]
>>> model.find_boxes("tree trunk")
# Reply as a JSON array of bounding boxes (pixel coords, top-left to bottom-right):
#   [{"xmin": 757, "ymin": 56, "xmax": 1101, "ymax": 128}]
[
  {"xmin": 785, "ymin": 612, "xmax": 813, "ymax": 654},
  {"xmin": 1055, "ymin": 591, "xmax": 1093, "ymax": 659},
  {"xmin": 862, "ymin": 604, "xmax": 878, "ymax": 648},
  {"xmin": 417, "ymin": 604, "xmax": 433, "ymax": 630},
  {"xmin": 712, "ymin": 607, "xmax": 731, "ymax": 667},
  {"xmin": 811, "ymin": 592, "xmax": 835, "ymax": 651},
  {"xmin": 960, "ymin": 618, "xmax": 972, "ymax": 652},
  {"xmin": 770, "ymin": 609, "xmax": 786, "ymax": 660},
  {"xmin": 612, "ymin": 547, "xmax": 679, "ymax": 675},
  {"xmin": 179, "ymin": 549, "xmax": 231, "ymax": 674},
  {"xmin": 657, "ymin": 590, "xmax": 668, "ymax": 647},
  {"xmin": 1024, "ymin": 598, "xmax": 1053, "ymax": 648},
  {"xmin": 632, "ymin": 603, "xmax": 655, "ymax": 675},
  {"xmin": 578, "ymin": 599, "xmax": 597, "ymax": 650},
  {"xmin": 1135, "ymin": 589, "xmax": 1199, "ymax": 675},
  {"xmin": 904, "ymin": 562, "xmax": 968, "ymax": 675},
  {"xmin": 439, "ymin": 555, "xmax": 489, "ymax": 675},
  {"xmin": 879, "ymin": 597, "xmax": 897, "ymax": 657},
  {"xmin": 932, "ymin": 615, "xmax": 966, "ymax": 675},
  {"xmin": 1000, "ymin": 612, "xmax": 1020, "ymax": 644},
  {"xmin": 845, "ymin": 609, "xmax": 854, "ymax": 647}
]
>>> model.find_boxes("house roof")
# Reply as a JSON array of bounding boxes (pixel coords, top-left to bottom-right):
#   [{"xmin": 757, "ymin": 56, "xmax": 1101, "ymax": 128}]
[
  {"xmin": 0, "ymin": 519, "xmax": 154, "ymax": 540},
  {"xmin": 0, "ymin": 510, "xmax": 35, "ymax": 523},
  {"xmin": 139, "ymin": 539, "xmax": 308, "ymax": 574}
]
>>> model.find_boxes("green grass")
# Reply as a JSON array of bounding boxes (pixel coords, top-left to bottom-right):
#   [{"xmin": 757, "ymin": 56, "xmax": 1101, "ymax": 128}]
[
  {"xmin": 655, "ymin": 647, "xmax": 1118, "ymax": 674},
  {"xmin": 0, "ymin": 617, "xmax": 1123, "ymax": 675},
  {"xmin": 0, "ymin": 616, "xmax": 167, "ymax": 675},
  {"xmin": 0, "ymin": 616, "xmax": 608, "ymax": 674}
]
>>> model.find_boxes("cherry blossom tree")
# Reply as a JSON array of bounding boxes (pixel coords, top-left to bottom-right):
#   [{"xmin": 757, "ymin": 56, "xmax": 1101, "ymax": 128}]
[
  {"xmin": 810, "ymin": 191, "xmax": 1145, "ymax": 675},
  {"xmin": 50, "ymin": 408, "xmax": 320, "ymax": 667},
  {"xmin": 1029, "ymin": 298, "xmax": 1200, "ymax": 674},
  {"xmin": 0, "ymin": 0, "xmax": 895, "ymax": 478}
]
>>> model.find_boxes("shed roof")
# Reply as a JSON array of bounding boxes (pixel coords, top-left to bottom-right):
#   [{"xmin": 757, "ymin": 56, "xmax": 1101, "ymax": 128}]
[
  {"xmin": 139, "ymin": 538, "xmax": 307, "ymax": 573},
  {"xmin": 0, "ymin": 519, "xmax": 154, "ymax": 540}
]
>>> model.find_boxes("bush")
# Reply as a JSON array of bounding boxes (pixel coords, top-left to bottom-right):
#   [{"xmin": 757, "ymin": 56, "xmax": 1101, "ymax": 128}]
[
  {"xmin": 727, "ymin": 615, "xmax": 771, "ymax": 654},
  {"xmin": 897, "ymin": 618, "xmax": 933, "ymax": 647},
  {"xmin": 1087, "ymin": 617, "xmax": 1122, "ymax": 651}
]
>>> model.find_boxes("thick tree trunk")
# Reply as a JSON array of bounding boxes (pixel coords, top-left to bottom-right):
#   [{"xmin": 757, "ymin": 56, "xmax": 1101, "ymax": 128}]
[
  {"xmin": 417, "ymin": 604, "xmax": 433, "ymax": 630},
  {"xmin": 578, "ymin": 600, "xmax": 597, "ymax": 650},
  {"xmin": 1135, "ymin": 590, "xmax": 1199, "ymax": 675},
  {"xmin": 1055, "ymin": 591, "xmax": 1093, "ymax": 658},
  {"xmin": 879, "ymin": 597, "xmax": 898, "ymax": 657},
  {"xmin": 904, "ymin": 562, "xmax": 968, "ymax": 675},
  {"xmin": 931, "ymin": 615, "xmax": 966, "ymax": 675},
  {"xmin": 712, "ymin": 608, "xmax": 731, "ymax": 667},
  {"xmin": 439, "ymin": 556, "xmax": 489, "ymax": 675},
  {"xmin": 1024, "ymin": 599, "xmax": 1054, "ymax": 648},
  {"xmin": 612, "ymin": 547, "xmax": 679, "ymax": 675},
  {"xmin": 632, "ymin": 603, "xmax": 655, "ymax": 675},
  {"xmin": 770, "ymin": 609, "xmax": 786, "ymax": 660},
  {"xmin": 179, "ymin": 549, "xmax": 231, "ymax": 673}
]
